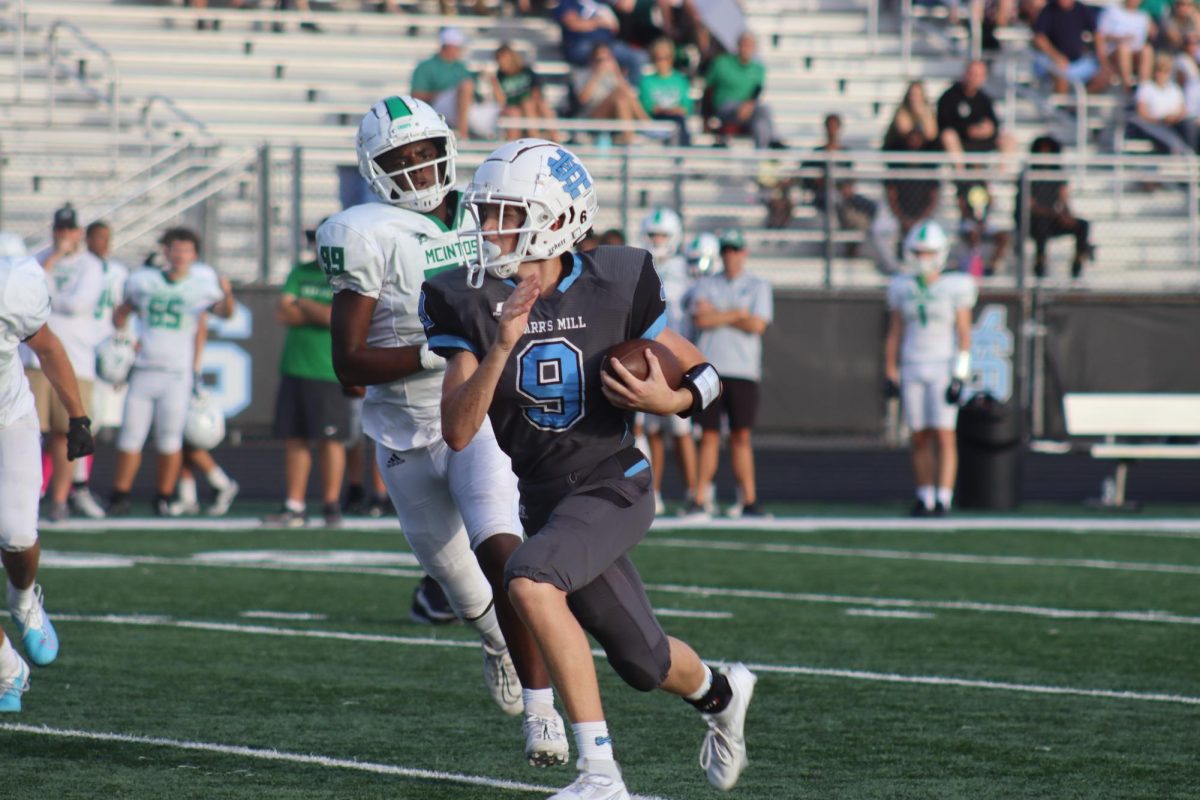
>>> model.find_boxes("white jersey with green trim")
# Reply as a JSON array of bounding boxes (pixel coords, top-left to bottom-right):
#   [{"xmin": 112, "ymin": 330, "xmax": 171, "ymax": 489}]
[
  {"xmin": 92, "ymin": 256, "xmax": 130, "ymax": 346},
  {"xmin": 317, "ymin": 195, "xmax": 478, "ymax": 452},
  {"xmin": 0, "ymin": 256, "xmax": 51, "ymax": 427},
  {"xmin": 887, "ymin": 271, "xmax": 977, "ymax": 365},
  {"xmin": 123, "ymin": 265, "xmax": 223, "ymax": 372}
]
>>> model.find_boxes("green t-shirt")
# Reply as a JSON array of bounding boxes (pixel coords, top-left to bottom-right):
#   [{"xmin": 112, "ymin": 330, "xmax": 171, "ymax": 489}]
[
  {"xmin": 411, "ymin": 55, "xmax": 474, "ymax": 97},
  {"xmin": 279, "ymin": 259, "xmax": 336, "ymax": 382},
  {"xmin": 705, "ymin": 53, "xmax": 765, "ymax": 110},
  {"xmin": 639, "ymin": 71, "xmax": 693, "ymax": 116},
  {"xmin": 1140, "ymin": 0, "xmax": 1170, "ymax": 18}
]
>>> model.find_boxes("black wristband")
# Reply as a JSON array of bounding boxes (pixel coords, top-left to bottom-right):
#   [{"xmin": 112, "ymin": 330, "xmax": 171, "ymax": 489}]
[
  {"xmin": 678, "ymin": 362, "xmax": 720, "ymax": 418},
  {"xmin": 69, "ymin": 416, "xmax": 91, "ymax": 428}
]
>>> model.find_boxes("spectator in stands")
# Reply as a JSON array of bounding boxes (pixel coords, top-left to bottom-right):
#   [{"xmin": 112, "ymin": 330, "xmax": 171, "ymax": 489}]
[
  {"xmin": 799, "ymin": 113, "xmax": 876, "ymax": 240},
  {"xmin": 687, "ymin": 228, "xmax": 773, "ymax": 519},
  {"xmin": 955, "ymin": 180, "xmax": 1011, "ymax": 276},
  {"xmin": 703, "ymin": 32, "xmax": 782, "ymax": 149},
  {"xmin": 883, "ymin": 81, "xmax": 940, "ymax": 151},
  {"xmin": 573, "ymin": 42, "xmax": 651, "ymax": 145},
  {"xmin": 1097, "ymin": 0, "xmax": 1155, "ymax": 92},
  {"xmin": 490, "ymin": 44, "xmax": 559, "ymax": 141},
  {"xmin": 1161, "ymin": 0, "xmax": 1199, "ymax": 53},
  {"xmin": 639, "ymin": 36, "xmax": 694, "ymax": 145},
  {"xmin": 262, "ymin": 226, "xmax": 349, "ymax": 529},
  {"xmin": 23, "ymin": 206, "xmax": 104, "ymax": 522},
  {"xmin": 411, "ymin": 27, "xmax": 499, "ymax": 141},
  {"xmin": 871, "ymin": 123, "xmax": 942, "ymax": 275},
  {"xmin": 937, "ymin": 60, "xmax": 1016, "ymax": 159},
  {"xmin": 1131, "ymin": 53, "xmax": 1198, "ymax": 151},
  {"xmin": 1019, "ymin": 134, "xmax": 1093, "ymax": 278},
  {"xmin": 1031, "ymin": 0, "xmax": 1111, "ymax": 94},
  {"xmin": 555, "ymin": 0, "xmax": 648, "ymax": 79}
]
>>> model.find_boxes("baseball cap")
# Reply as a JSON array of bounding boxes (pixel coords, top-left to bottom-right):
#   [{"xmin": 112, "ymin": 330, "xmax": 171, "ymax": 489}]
[
  {"xmin": 52, "ymin": 204, "xmax": 78, "ymax": 230},
  {"xmin": 718, "ymin": 228, "xmax": 746, "ymax": 250},
  {"xmin": 439, "ymin": 27, "xmax": 466, "ymax": 47}
]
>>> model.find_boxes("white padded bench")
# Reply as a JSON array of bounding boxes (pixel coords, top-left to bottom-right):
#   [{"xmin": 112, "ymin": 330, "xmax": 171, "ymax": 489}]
[{"xmin": 1063, "ymin": 393, "xmax": 1200, "ymax": 507}]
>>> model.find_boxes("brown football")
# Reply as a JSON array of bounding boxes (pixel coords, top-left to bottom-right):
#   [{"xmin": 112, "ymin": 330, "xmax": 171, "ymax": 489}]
[{"xmin": 603, "ymin": 339, "xmax": 684, "ymax": 389}]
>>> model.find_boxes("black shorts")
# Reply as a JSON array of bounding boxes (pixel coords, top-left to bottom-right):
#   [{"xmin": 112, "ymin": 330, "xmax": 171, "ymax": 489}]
[
  {"xmin": 696, "ymin": 377, "xmax": 759, "ymax": 431},
  {"xmin": 272, "ymin": 374, "xmax": 354, "ymax": 441}
]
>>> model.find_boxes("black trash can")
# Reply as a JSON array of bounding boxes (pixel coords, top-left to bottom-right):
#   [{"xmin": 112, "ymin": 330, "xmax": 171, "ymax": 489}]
[{"xmin": 955, "ymin": 393, "xmax": 1021, "ymax": 509}]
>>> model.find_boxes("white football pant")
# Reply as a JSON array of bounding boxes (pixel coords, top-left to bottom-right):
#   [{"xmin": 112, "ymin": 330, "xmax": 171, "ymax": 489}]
[{"xmin": 0, "ymin": 412, "xmax": 42, "ymax": 551}]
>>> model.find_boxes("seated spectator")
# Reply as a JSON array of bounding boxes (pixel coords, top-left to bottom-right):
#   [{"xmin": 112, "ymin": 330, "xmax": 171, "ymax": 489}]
[
  {"xmin": 1161, "ymin": 0, "xmax": 1199, "ymax": 53},
  {"xmin": 938, "ymin": 60, "xmax": 1016, "ymax": 158},
  {"xmin": 410, "ymin": 27, "xmax": 499, "ymax": 140},
  {"xmin": 800, "ymin": 113, "xmax": 876, "ymax": 238},
  {"xmin": 1032, "ymin": 0, "xmax": 1111, "ymax": 93},
  {"xmin": 573, "ymin": 42, "xmax": 651, "ymax": 145},
  {"xmin": 870, "ymin": 125, "xmax": 942, "ymax": 274},
  {"xmin": 610, "ymin": 0, "xmax": 675, "ymax": 48},
  {"xmin": 703, "ymin": 32, "xmax": 783, "ymax": 149},
  {"xmin": 555, "ymin": 0, "xmax": 648, "ymax": 80},
  {"xmin": 490, "ymin": 43, "xmax": 560, "ymax": 141},
  {"xmin": 1019, "ymin": 135, "xmax": 1093, "ymax": 278},
  {"xmin": 883, "ymin": 81, "xmax": 940, "ymax": 151},
  {"xmin": 1097, "ymin": 0, "xmax": 1155, "ymax": 92},
  {"xmin": 956, "ymin": 180, "xmax": 1011, "ymax": 276},
  {"xmin": 639, "ymin": 37, "xmax": 694, "ymax": 145},
  {"xmin": 1131, "ymin": 53, "xmax": 1198, "ymax": 152}
]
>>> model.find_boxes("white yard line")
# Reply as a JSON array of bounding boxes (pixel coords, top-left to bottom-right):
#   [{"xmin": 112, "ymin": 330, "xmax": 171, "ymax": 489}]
[
  {"xmin": 0, "ymin": 722, "xmax": 672, "ymax": 800},
  {"xmin": 54, "ymin": 613, "xmax": 1200, "ymax": 708},
  {"xmin": 845, "ymin": 608, "xmax": 934, "ymax": 620},
  {"xmin": 644, "ymin": 537, "xmax": 1200, "ymax": 575},
  {"xmin": 240, "ymin": 611, "xmax": 327, "ymax": 621},
  {"xmin": 651, "ymin": 608, "xmax": 734, "ymax": 620}
]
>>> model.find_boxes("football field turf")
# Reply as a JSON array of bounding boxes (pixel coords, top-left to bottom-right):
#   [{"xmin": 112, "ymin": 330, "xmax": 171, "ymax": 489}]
[{"xmin": 5, "ymin": 513, "xmax": 1198, "ymax": 799}]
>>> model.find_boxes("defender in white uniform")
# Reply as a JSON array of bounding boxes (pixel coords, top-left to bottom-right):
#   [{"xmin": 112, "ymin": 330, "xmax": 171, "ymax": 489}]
[
  {"xmin": 884, "ymin": 221, "xmax": 977, "ymax": 516},
  {"xmin": 320, "ymin": 96, "xmax": 566, "ymax": 766},
  {"xmin": 0, "ymin": 239, "xmax": 95, "ymax": 712},
  {"xmin": 109, "ymin": 228, "xmax": 233, "ymax": 517}
]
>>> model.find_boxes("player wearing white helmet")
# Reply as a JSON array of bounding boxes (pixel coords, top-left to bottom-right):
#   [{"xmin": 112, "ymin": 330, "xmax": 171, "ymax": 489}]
[
  {"xmin": 320, "ymin": 96, "xmax": 566, "ymax": 766},
  {"xmin": 421, "ymin": 139, "xmax": 756, "ymax": 800},
  {"xmin": 636, "ymin": 208, "xmax": 698, "ymax": 514},
  {"xmin": 683, "ymin": 232, "xmax": 721, "ymax": 278},
  {"xmin": 884, "ymin": 220, "xmax": 977, "ymax": 516},
  {"xmin": 0, "ymin": 247, "xmax": 95, "ymax": 711}
]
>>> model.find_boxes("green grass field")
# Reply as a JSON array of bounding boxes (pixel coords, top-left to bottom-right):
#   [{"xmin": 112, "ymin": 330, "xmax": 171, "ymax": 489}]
[{"xmin": 4, "ymin": 513, "xmax": 1199, "ymax": 799}]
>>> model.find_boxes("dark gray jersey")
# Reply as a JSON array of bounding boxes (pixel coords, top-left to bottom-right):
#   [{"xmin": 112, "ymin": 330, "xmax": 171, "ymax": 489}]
[{"xmin": 420, "ymin": 245, "xmax": 667, "ymax": 482}]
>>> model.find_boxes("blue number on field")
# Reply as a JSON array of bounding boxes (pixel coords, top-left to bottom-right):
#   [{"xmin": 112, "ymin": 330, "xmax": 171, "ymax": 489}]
[{"xmin": 517, "ymin": 338, "xmax": 585, "ymax": 431}]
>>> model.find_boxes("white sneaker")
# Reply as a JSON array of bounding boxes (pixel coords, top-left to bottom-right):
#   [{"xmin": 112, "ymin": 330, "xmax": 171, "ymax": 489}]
[
  {"xmin": 653, "ymin": 490, "xmax": 665, "ymax": 516},
  {"xmin": 549, "ymin": 758, "xmax": 630, "ymax": 800},
  {"xmin": 167, "ymin": 499, "xmax": 201, "ymax": 517},
  {"xmin": 68, "ymin": 488, "xmax": 106, "ymax": 519},
  {"xmin": 524, "ymin": 708, "xmax": 570, "ymax": 766},
  {"xmin": 699, "ymin": 663, "xmax": 757, "ymax": 791},
  {"xmin": 206, "ymin": 480, "xmax": 240, "ymax": 517},
  {"xmin": 482, "ymin": 642, "xmax": 524, "ymax": 716}
]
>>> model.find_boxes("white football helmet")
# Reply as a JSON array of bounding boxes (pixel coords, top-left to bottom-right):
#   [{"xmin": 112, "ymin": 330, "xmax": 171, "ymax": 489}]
[
  {"xmin": 903, "ymin": 220, "xmax": 950, "ymax": 276},
  {"xmin": 0, "ymin": 231, "xmax": 27, "ymax": 259},
  {"xmin": 184, "ymin": 389, "xmax": 226, "ymax": 450},
  {"xmin": 356, "ymin": 95, "xmax": 457, "ymax": 213},
  {"xmin": 639, "ymin": 207, "xmax": 682, "ymax": 263},
  {"xmin": 683, "ymin": 232, "xmax": 721, "ymax": 277},
  {"xmin": 460, "ymin": 139, "xmax": 599, "ymax": 288},
  {"xmin": 95, "ymin": 333, "xmax": 136, "ymax": 385}
]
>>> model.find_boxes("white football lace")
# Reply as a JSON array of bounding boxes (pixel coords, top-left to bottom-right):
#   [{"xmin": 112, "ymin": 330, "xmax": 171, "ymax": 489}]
[
  {"xmin": 699, "ymin": 715, "xmax": 736, "ymax": 772},
  {"xmin": 14, "ymin": 585, "xmax": 46, "ymax": 633}
]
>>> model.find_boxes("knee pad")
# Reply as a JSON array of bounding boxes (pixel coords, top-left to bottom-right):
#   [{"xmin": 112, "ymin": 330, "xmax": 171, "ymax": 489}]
[{"xmin": 604, "ymin": 635, "xmax": 671, "ymax": 693}]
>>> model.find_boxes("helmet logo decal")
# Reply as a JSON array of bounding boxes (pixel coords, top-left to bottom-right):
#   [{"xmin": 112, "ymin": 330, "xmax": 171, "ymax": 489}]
[
  {"xmin": 547, "ymin": 148, "xmax": 592, "ymax": 199},
  {"xmin": 384, "ymin": 96, "xmax": 412, "ymax": 119}
]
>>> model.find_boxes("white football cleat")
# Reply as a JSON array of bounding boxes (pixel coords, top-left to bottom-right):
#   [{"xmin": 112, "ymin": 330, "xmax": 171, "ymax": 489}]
[
  {"xmin": 482, "ymin": 642, "xmax": 523, "ymax": 716},
  {"xmin": 0, "ymin": 653, "xmax": 30, "ymax": 712},
  {"xmin": 699, "ymin": 663, "xmax": 757, "ymax": 791},
  {"xmin": 68, "ymin": 488, "xmax": 106, "ymax": 519},
  {"xmin": 548, "ymin": 758, "xmax": 631, "ymax": 800},
  {"xmin": 206, "ymin": 480, "xmax": 240, "ymax": 517},
  {"xmin": 524, "ymin": 708, "xmax": 570, "ymax": 766}
]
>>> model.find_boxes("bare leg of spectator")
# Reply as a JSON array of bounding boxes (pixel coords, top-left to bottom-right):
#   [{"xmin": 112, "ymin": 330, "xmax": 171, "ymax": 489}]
[
  {"xmin": 695, "ymin": 429, "xmax": 721, "ymax": 510},
  {"xmin": 499, "ymin": 105, "xmax": 523, "ymax": 140},
  {"xmin": 319, "ymin": 439, "xmax": 346, "ymax": 507},
  {"xmin": 728, "ymin": 428, "xmax": 757, "ymax": 507},
  {"xmin": 284, "ymin": 438, "xmax": 312, "ymax": 508}
]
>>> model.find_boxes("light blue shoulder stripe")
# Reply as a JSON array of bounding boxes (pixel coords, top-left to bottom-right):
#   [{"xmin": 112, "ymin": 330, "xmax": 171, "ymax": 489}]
[
  {"xmin": 638, "ymin": 312, "xmax": 667, "ymax": 340},
  {"xmin": 428, "ymin": 334, "xmax": 478, "ymax": 354}
]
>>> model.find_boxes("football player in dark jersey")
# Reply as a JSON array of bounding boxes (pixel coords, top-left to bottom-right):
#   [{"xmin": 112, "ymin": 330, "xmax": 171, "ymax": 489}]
[{"xmin": 420, "ymin": 139, "xmax": 756, "ymax": 800}]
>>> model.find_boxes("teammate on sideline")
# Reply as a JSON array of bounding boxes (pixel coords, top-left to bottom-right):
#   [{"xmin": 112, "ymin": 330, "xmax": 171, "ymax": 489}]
[
  {"xmin": 884, "ymin": 220, "xmax": 977, "ymax": 516},
  {"xmin": 108, "ymin": 228, "xmax": 234, "ymax": 517},
  {"xmin": 421, "ymin": 139, "xmax": 756, "ymax": 800},
  {"xmin": 320, "ymin": 96, "xmax": 567, "ymax": 766},
  {"xmin": 0, "ymin": 233, "xmax": 95, "ymax": 711}
]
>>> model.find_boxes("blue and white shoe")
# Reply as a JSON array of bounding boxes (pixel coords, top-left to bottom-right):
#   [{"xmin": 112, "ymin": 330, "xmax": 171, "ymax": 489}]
[
  {"xmin": 12, "ymin": 584, "xmax": 59, "ymax": 666},
  {"xmin": 0, "ymin": 654, "xmax": 30, "ymax": 712}
]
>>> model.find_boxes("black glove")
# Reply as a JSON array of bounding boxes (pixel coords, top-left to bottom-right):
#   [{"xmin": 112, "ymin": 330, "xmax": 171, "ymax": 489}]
[
  {"xmin": 883, "ymin": 378, "xmax": 900, "ymax": 399},
  {"xmin": 945, "ymin": 379, "xmax": 964, "ymax": 405},
  {"xmin": 67, "ymin": 416, "xmax": 95, "ymax": 460}
]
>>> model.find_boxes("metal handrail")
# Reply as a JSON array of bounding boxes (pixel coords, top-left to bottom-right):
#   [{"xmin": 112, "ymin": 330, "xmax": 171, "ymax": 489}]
[
  {"xmin": 46, "ymin": 19, "xmax": 121, "ymax": 150},
  {"xmin": 139, "ymin": 94, "xmax": 212, "ymax": 141}
]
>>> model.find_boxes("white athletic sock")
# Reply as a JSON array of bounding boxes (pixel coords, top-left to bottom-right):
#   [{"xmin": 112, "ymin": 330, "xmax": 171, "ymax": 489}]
[
  {"xmin": 522, "ymin": 687, "xmax": 555, "ymax": 716},
  {"xmin": 0, "ymin": 636, "xmax": 20, "ymax": 677},
  {"xmin": 72, "ymin": 457, "xmax": 89, "ymax": 483},
  {"xmin": 469, "ymin": 605, "xmax": 507, "ymax": 652},
  {"xmin": 685, "ymin": 664, "xmax": 714, "ymax": 701},
  {"xmin": 178, "ymin": 475, "xmax": 198, "ymax": 506},
  {"xmin": 917, "ymin": 486, "xmax": 936, "ymax": 509},
  {"xmin": 572, "ymin": 721, "xmax": 615, "ymax": 763},
  {"xmin": 206, "ymin": 466, "xmax": 232, "ymax": 491},
  {"xmin": 936, "ymin": 487, "xmax": 954, "ymax": 508},
  {"xmin": 7, "ymin": 582, "xmax": 33, "ymax": 613}
]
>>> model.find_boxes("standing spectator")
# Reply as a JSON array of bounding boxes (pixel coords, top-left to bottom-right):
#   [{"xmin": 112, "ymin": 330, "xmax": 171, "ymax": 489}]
[
  {"xmin": 1097, "ymin": 0, "xmax": 1155, "ymax": 92},
  {"xmin": 490, "ymin": 44, "xmax": 560, "ymax": 141},
  {"xmin": 262, "ymin": 227, "xmax": 351, "ymax": 528},
  {"xmin": 1032, "ymin": 0, "xmax": 1111, "ymax": 94},
  {"xmin": 554, "ymin": 0, "xmax": 648, "ymax": 79},
  {"xmin": 1131, "ymin": 53, "xmax": 1198, "ymax": 152},
  {"xmin": 884, "ymin": 221, "xmax": 976, "ymax": 516},
  {"xmin": 22, "ymin": 206, "xmax": 103, "ymax": 523},
  {"xmin": 688, "ymin": 229, "xmax": 774, "ymax": 519},
  {"xmin": 1018, "ymin": 135, "xmax": 1093, "ymax": 278},
  {"xmin": 573, "ymin": 42, "xmax": 652, "ymax": 144},
  {"xmin": 639, "ymin": 36, "xmax": 693, "ymax": 145},
  {"xmin": 411, "ymin": 27, "xmax": 499, "ymax": 141},
  {"xmin": 703, "ymin": 32, "xmax": 783, "ymax": 149},
  {"xmin": 938, "ymin": 60, "xmax": 1016, "ymax": 158}
]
